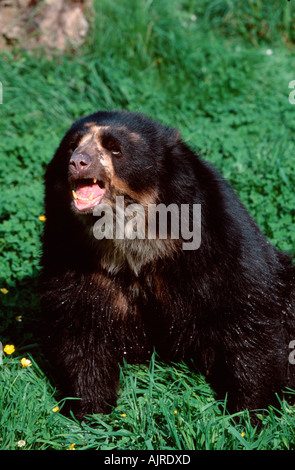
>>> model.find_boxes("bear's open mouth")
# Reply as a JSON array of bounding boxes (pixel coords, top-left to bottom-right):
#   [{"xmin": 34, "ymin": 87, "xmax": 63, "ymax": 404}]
[{"xmin": 72, "ymin": 178, "xmax": 106, "ymax": 211}]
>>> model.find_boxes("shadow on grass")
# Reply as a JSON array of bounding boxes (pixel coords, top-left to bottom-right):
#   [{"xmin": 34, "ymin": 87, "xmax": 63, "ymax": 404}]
[{"xmin": 0, "ymin": 274, "xmax": 44, "ymax": 364}]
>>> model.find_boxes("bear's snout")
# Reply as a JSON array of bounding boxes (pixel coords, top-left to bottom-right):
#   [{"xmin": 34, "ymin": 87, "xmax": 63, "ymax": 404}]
[{"xmin": 69, "ymin": 152, "xmax": 92, "ymax": 174}]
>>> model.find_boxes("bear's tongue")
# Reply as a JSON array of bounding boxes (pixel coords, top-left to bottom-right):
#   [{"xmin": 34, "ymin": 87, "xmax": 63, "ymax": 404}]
[{"xmin": 73, "ymin": 182, "xmax": 106, "ymax": 210}]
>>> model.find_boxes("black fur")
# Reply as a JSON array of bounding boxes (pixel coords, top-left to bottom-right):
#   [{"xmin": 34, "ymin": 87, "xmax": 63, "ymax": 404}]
[{"xmin": 40, "ymin": 110, "xmax": 295, "ymax": 420}]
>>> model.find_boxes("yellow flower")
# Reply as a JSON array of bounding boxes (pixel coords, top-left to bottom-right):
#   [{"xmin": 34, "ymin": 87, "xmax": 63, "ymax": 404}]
[
  {"xmin": 173, "ymin": 410, "xmax": 178, "ymax": 415},
  {"xmin": 121, "ymin": 413, "xmax": 126, "ymax": 418},
  {"xmin": 52, "ymin": 406, "xmax": 59, "ymax": 413},
  {"xmin": 4, "ymin": 344, "xmax": 15, "ymax": 355},
  {"xmin": 21, "ymin": 357, "xmax": 32, "ymax": 368},
  {"xmin": 0, "ymin": 288, "xmax": 8, "ymax": 295},
  {"xmin": 39, "ymin": 215, "xmax": 46, "ymax": 222},
  {"xmin": 69, "ymin": 443, "xmax": 76, "ymax": 450},
  {"xmin": 241, "ymin": 432, "xmax": 245, "ymax": 437}
]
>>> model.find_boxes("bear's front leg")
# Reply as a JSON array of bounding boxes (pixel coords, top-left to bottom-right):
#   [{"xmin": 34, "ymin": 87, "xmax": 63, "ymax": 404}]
[
  {"xmin": 41, "ymin": 271, "xmax": 150, "ymax": 420},
  {"xmin": 45, "ymin": 313, "xmax": 122, "ymax": 419}
]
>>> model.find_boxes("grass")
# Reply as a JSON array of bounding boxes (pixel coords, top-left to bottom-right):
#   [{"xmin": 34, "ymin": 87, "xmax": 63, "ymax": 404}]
[
  {"xmin": 1, "ymin": 0, "xmax": 295, "ymax": 450},
  {"xmin": 1, "ymin": 352, "xmax": 295, "ymax": 451}
]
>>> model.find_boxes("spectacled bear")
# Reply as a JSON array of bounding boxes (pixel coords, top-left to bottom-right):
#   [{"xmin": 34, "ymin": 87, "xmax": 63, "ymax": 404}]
[{"xmin": 40, "ymin": 109, "xmax": 295, "ymax": 420}]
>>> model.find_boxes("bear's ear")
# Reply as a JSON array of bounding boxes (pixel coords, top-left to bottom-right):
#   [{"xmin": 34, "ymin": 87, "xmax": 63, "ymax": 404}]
[{"xmin": 166, "ymin": 127, "xmax": 181, "ymax": 147}]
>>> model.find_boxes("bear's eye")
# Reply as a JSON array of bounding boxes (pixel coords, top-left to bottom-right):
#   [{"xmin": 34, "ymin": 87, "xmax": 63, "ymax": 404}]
[
  {"xmin": 101, "ymin": 133, "xmax": 122, "ymax": 157},
  {"xmin": 111, "ymin": 149, "xmax": 121, "ymax": 157}
]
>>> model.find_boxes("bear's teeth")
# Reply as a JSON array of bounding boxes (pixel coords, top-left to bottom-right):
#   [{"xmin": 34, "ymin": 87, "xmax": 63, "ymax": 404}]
[
  {"xmin": 72, "ymin": 190, "xmax": 94, "ymax": 202},
  {"xmin": 93, "ymin": 178, "xmax": 97, "ymax": 184}
]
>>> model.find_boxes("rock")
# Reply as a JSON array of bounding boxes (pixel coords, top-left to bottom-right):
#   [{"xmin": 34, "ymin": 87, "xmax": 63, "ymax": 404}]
[{"xmin": 0, "ymin": 0, "xmax": 91, "ymax": 52}]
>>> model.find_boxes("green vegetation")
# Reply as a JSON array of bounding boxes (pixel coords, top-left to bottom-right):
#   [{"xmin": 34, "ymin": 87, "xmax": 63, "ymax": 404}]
[{"xmin": 1, "ymin": 0, "xmax": 295, "ymax": 450}]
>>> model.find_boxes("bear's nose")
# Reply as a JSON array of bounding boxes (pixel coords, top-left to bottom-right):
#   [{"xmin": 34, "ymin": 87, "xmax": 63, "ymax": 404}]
[{"xmin": 69, "ymin": 153, "xmax": 92, "ymax": 172}]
